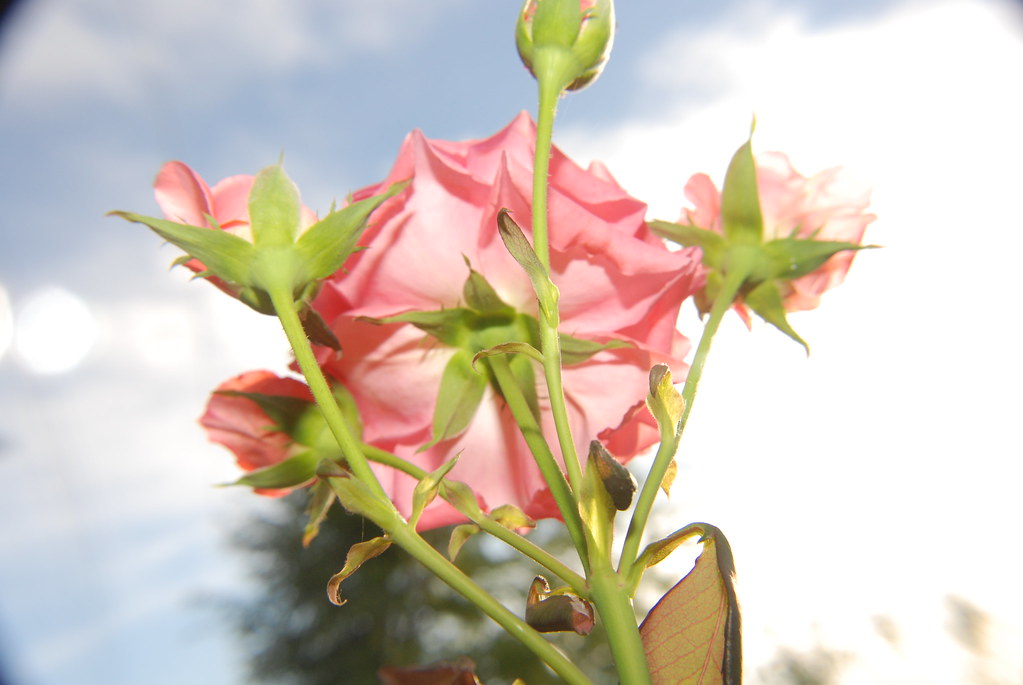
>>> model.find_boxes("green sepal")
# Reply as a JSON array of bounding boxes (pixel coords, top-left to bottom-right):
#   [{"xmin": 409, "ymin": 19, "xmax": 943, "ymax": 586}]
[
  {"xmin": 506, "ymin": 350, "xmax": 542, "ymax": 423},
  {"xmin": 295, "ymin": 181, "xmax": 405, "ymax": 282},
  {"xmin": 497, "ymin": 209, "xmax": 560, "ymax": 325},
  {"xmin": 462, "ymin": 262, "xmax": 514, "ymax": 314},
  {"xmin": 302, "ymin": 480, "xmax": 337, "ymax": 548},
  {"xmin": 764, "ymin": 238, "xmax": 873, "ymax": 281},
  {"xmin": 531, "ymin": 0, "xmax": 583, "ymax": 48},
  {"xmin": 648, "ymin": 220, "xmax": 727, "ymax": 269},
  {"xmin": 363, "ymin": 309, "xmax": 473, "ymax": 348},
  {"xmin": 743, "ymin": 280, "xmax": 809, "ymax": 354},
  {"xmin": 720, "ymin": 123, "xmax": 764, "ymax": 245},
  {"xmin": 472, "ymin": 341, "xmax": 544, "ymax": 370},
  {"xmin": 409, "ymin": 455, "xmax": 461, "ymax": 528},
  {"xmin": 326, "ymin": 535, "xmax": 392, "ymax": 606},
  {"xmin": 248, "ymin": 164, "xmax": 301, "ymax": 247},
  {"xmin": 560, "ymin": 332, "xmax": 632, "ymax": 366},
  {"xmin": 646, "ymin": 364, "xmax": 685, "ymax": 439},
  {"xmin": 422, "ymin": 350, "xmax": 487, "ymax": 450},
  {"xmin": 228, "ymin": 450, "xmax": 319, "ymax": 490},
  {"xmin": 110, "ymin": 211, "xmax": 257, "ymax": 286},
  {"xmin": 448, "ymin": 523, "xmax": 481, "ymax": 561}
]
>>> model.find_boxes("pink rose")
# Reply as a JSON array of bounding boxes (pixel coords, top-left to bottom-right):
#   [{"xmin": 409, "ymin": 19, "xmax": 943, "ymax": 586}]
[
  {"xmin": 681, "ymin": 152, "xmax": 875, "ymax": 315},
  {"xmin": 311, "ymin": 112, "xmax": 702, "ymax": 529},
  {"xmin": 200, "ymin": 370, "xmax": 313, "ymax": 496}
]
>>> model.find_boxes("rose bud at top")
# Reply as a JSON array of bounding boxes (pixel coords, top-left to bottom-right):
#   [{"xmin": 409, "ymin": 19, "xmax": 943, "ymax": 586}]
[{"xmin": 515, "ymin": 0, "xmax": 614, "ymax": 92}]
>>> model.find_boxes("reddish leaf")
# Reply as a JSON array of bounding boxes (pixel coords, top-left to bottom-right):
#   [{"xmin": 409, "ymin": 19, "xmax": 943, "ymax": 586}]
[
  {"xmin": 377, "ymin": 657, "xmax": 482, "ymax": 684},
  {"xmin": 639, "ymin": 524, "xmax": 741, "ymax": 684}
]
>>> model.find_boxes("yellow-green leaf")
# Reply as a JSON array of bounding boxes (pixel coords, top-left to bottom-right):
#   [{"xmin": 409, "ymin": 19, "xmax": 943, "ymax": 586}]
[{"xmin": 326, "ymin": 536, "xmax": 391, "ymax": 606}]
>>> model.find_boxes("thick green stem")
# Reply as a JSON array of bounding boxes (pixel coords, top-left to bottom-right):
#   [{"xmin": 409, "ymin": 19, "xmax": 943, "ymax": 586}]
[
  {"xmin": 487, "ymin": 356, "xmax": 590, "ymax": 572},
  {"xmin": 361, "ymin": 443, "xmax": 586, "ymax": 593},
  {"xmin": 589, "ymin": 562, "xmax": 652, "ymax": 685},
  {"xmin": 269, "ymin": 285, "xmax": 391, "ymax": 504},
  {"xmin": 619, "ymin": 268, "xmax": 748, "ymax": 575}
]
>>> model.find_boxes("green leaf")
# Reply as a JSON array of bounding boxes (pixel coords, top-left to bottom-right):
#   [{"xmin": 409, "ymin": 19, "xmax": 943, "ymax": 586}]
[
  {"xmin": 720, "ymin": 125, "xmax": 764, "ymax": 245},
  {"xmin": 560, "ymin": 332, "xmax": 632, "ymax": 366},
  {"xmin": 326, "ymin": 536, "xmax": 392, "ymax": 606},
  {"xmin": 640, "ymin": 523, "xmax": 741, "ymax": 685},
  {"xmin": 743, "ymin": 280, "xmax": 809, "ymax": 353},
  {"xmin": 326, "ymin": 475, "xmax": 399, "ymax": 527},
  {"xmin": 447, "ymin": 523, "xmax": 480, "ymax": 562},
  {"xmin": 423, "ymin": 351, "xmax": 487, "ymax": 450},
  {"xmin": 496, "ymin": 209, "xmax": 560, "ymax": 324},
  {"xmin": 409, "ymin": 455, "xmax": 460, "ymax": 528},
  {"xmin": 649, "ymin": 220, "xmax": 727, "ymax": 268},
  {"xmin": 646, "ymin": 364, "xmax": 685, "ymax": 438},
  {"xmin": 248, "ymin": 164, "xmax": 302, "ymax": 247},
  {"xmin": 488, "ymin": 504, "xmax": 537, "ymax": 531},
  {"xmin": 764, "ymin": 238, "xmax": 873, "ymax": 281},
  {"xmin": 295, "ymin": 181, "xmax": 405, "ymax": 281},
  {"xmin": 228, "ymin": 450, "xmax": 319, "ymax": 490},
  {"xmin": 110, "ymin": 211, "xmax": 257, "ymax": 285}
]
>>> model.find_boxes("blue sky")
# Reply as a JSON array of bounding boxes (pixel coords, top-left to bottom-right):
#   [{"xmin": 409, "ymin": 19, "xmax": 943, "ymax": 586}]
[{"xmin": 1, "ymin": 1, "xmax": 1022, "ymax": 683}]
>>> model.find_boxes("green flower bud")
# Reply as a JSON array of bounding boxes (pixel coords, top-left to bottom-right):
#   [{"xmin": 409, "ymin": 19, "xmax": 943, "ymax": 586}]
[{"xmin": 515, "ymin": 0, "xmax": 615, "ymax": 92}]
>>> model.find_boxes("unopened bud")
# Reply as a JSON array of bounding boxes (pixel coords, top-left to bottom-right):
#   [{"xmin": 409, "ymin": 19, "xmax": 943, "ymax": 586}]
[{"xmin": 515, "ymin": 0, "xmax": 615, "ymax": 92}]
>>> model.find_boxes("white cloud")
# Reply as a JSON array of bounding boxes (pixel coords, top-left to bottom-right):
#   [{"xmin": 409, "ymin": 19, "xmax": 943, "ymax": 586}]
[{"xmin": 0, "ymin": 0, "xmax": 471, "ymax": 110}]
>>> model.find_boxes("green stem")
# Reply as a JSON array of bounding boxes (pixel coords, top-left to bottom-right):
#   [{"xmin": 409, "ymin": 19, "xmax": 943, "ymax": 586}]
[
  {"xmin": 589, "ymin": 562, "xmax": 652, "ymax": 685},
  {"xmin": 361, "ymin": 443, "xmax": 587, "ymax": 594},
  {"xmin": 531, "ymin": 73, "xmax": 584, "ymax": 495},
  {"xmin": 268, "ymin": 285, "xmax": 391, "ymax": 504},
  {"xmin": 487, "ymin": 355, "xmax": 590, "ymax": 572},
  {"xmin": 619, "ymin": 268, "xmax": 747, "ymax": 575}
]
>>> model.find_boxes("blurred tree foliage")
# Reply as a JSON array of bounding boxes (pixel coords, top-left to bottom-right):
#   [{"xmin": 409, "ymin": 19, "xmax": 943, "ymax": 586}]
[{"xmin": 227, "ymin": 492, "xmax": 614, "ymax": 684}]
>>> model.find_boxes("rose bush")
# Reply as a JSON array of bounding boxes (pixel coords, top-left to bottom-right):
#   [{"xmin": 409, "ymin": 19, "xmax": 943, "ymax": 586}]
[
  {"xmin": 300, "ymin": 112, "xmax": 703, "ymax": 529},
  {"xmin": 680, "ymin": 151, "xmax": 875, "ymax": 315}
]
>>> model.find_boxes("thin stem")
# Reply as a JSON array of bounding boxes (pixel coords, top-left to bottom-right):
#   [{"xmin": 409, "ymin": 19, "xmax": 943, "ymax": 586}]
[
  {"xmin": 531, "ymin": 74, "xmax": 584, "ymax": 495},
  {"xmin": 619, "ymin": 268, "xmax": 747, "ymax": 575},
  {"xmin": 361, "ymin": 443, "xmax": 587, "ymax": 593},
  {"xmin": 487, "ymin": 355, "xmax": 590, "ymax": 572},
  {"xmin": 268, "ymin": 285, "xmax": 391, "ymax": 503}
]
